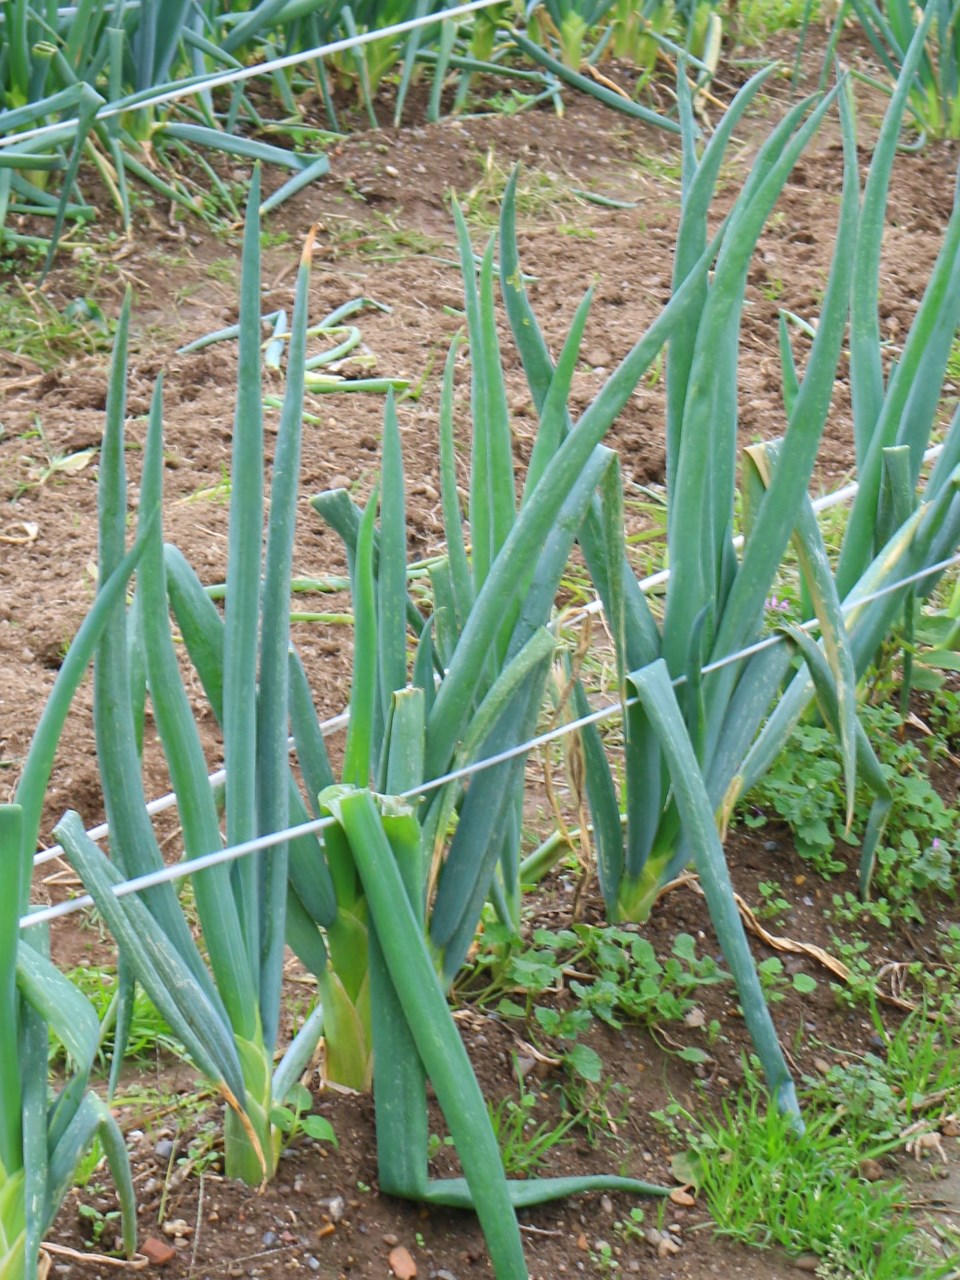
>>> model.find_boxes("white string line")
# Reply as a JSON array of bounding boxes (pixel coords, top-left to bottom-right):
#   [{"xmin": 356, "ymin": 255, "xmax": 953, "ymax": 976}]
[
  {"xmin": 0, "ymin": 0, "xmax": 507, "ymax": 151},
  {"xmin": 22, "ymin": 547, "xmax": 960, "ymax": 932},
  {"xmin": 31, "ymin": 710, "xmax": 351, "ymax": 871},
  {"xmin": 33, "ymin": 444, "xmax": 945, "ymax": 875}
]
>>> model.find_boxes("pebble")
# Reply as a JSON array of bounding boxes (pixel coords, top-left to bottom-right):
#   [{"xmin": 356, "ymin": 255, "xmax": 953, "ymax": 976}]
[
  {"xmin": 141, "ymin": 1236, "xmax": 177, "ymax": 1266},
  {"xmin": 319, "ymin": 1195, "xmax": 346, "ymax": 1223},
  {"xmin": 154, "ymin": 1138, "xmax": 175, "ymax": 1159},
  {"xmin": 162, "ymin": 1219, "xmax": 192, "ymax": 1239},
  {"xmin": 263, "ymin": 1231, "xmax": 278, "ymax": 1246},
  {"xmin": 599, "ymin": 1195, "xmax": 613, "ymax": 1215},
  {"xmin": 305, "ymin": 1258, "xmax": 320, "ymax": 1272}
]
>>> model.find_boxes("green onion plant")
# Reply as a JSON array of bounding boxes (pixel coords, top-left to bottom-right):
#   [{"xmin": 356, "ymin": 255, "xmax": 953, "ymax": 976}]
[
  {"xmin": 1, "ymin": 534, "xmax": 150, "ymax": 1278},
  {"xmin": 54, "ymin": 169, "xmax": 334, "ymax": 1188},
  {"xmin": 844, "ymin": 0, "xmax": 960, "ymax": 140},
  {"xmin": 512, "ymin": 33, "xmax": 960, "ymax": 1112}
]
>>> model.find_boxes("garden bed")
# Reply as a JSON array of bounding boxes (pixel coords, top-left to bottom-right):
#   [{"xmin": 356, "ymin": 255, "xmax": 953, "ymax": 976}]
[{"xmin": 1, "ymin": 22, "xmax": 959, "ymax": 1280}]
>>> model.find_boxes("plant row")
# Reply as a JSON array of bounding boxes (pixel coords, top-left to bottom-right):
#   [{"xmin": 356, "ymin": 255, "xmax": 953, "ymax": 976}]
[
  {"xmin": 3, "ymin": 26, "xmax": 960, "ymax": 1280},
  {"xmin": 2, "ymin": 0, "xmax": 959, "ymax": 272}
]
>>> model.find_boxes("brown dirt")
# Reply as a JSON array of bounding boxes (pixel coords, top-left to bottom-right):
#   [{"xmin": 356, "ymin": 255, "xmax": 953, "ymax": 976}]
[{"xmin": 2, "ymin": 22, "xmax": 959, "ymax": 1280}]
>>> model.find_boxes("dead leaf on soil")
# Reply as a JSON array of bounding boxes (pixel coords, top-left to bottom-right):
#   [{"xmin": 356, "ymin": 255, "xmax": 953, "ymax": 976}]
[
  {"xmin": 669, "ymin": 1150, "xmax": 701, "ymax": 1188},
  {"xmin": 0, "ymin": 521, "xmax": 39, "ymax": 543}
]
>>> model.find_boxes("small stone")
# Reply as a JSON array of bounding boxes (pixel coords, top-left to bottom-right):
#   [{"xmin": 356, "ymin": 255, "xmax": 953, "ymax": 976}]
[
  {"xmin": 305, "ymin": 1258, "xmax": 320, "ymax": 1272},
  {"xmin": 142, "ymin": 1237, "xmax": 177, "ymax": 1266},
  {"xmin": 384, "ymin": 165, "xmax": 399, "ymax": 178},
  {"xmin": 321, "ymin": 1195, "xmax": 346, "ymax": 1223},
  {"xmin": 383, "ymin": 1235, "xmax": 400, "ymax": 1247},
  {"xmin": 763, "ymin": 840, "xmax": 780, "ymax": 852},
  {"xmin": 859, "ymin": 1158, "xmax": 884, "ymax": 1182},
  {"xmin": 263, "ymin": 1231, "xmax": 278, "ymax": 1247},
  {"xmin": 162, "ymin": 1220, "xmax": 192, "ymax": 1239},
  {"xmin": 388, "ymin": 1245, "xmax": 417, "ymax": 1279},
  {"xmin": 657, "ymin": 1236, "xmax": 680, "ymax": 1258},
  {"xmin": 599, "ymin": 1195, "xmax": 613, "ymax": 1215},
  {"xmin": 154, "ymin": 1138, "xmax": 174, "ymax": 1159},
  {"xmin": 790, "ymin": 1256, "xmax": 821, "ymax": 1272}
]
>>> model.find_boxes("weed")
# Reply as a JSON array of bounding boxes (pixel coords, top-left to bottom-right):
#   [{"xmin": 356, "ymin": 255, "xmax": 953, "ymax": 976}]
[
  {"xmin": 742, "ymin": 702, "xmax": 959, "ymax": 919},
  {"xmin": 180, "ymin": 463, "xmax": 232, "ymax": 505},
  {"xmin": 0, "ymin": 287, "xmax": 114, "ymax": 372},
  {"xmin": 260, "ymin": 229, "xmax": 293, "ymax": 250},
  {"xmin": 459, "ymin": 147, "xmax": 576, "ymax": 228},
  {"xmin": 13, "ymin": 419, "xmax": 99, "ymax": 498},
  {"xmin": 558, "ymin": 1076, "xmax": 630, "ymax": 1148},
  {"xmin": 755, "ymin": 880, "xmax": 792, "ymax": 921},
  {"xmin": 323, "ymin": 210, "xmax": 442, "ymax": 262},
  {"xmin": 677, "ymin": 1078, "xmax": 926, "ymax": 1278},
  {"xmin": 469, "ymin": 923, "xmax": 729, "ymax": 1075},
  {"xmin": 633, "ymin": 150, "xmax": 683, "ymax": 186},
  {"xmin": 756, "ymin": 956, "xmax": 818, "ymax": 1003},
  {"xmin": 205, "ymin": 257, "xmax": 237, "ymax": 284},
  {"xmin": 742, "ymin": 723, "xmax": 847, "ymax": 874},
  {"xmin": 77, "ymin": 1201, "xmax": 122, "ymax": 1251},
  {"xmin": 52, "ymin": 963, "xmax": 183, "ymax": 1067},
  {"xmin": 488, "ymin": 1068, "xmax": 578, "ymax": 1177},
  {"xmin": 568, "ymin": 930, "xmax": 729, "ymax": 1032},
  {"xmin": 270, "ymin": 1082, "xmax": 338, "ymax": 1151}
]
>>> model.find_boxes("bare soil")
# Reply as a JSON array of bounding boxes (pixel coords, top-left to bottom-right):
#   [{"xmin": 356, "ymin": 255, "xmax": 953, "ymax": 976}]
[{"xmin": 1, "ymin": 24, "xmax": 959, "ymax": 1280}]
